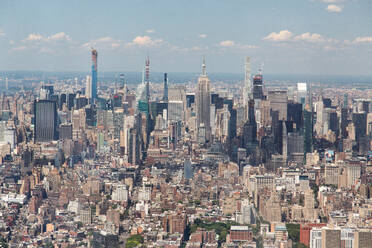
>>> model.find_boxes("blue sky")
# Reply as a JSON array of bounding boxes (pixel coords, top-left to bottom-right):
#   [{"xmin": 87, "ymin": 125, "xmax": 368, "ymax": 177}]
[{"xmin": 0, "ymin": 0, "xmax": 371, "ymax": 75}]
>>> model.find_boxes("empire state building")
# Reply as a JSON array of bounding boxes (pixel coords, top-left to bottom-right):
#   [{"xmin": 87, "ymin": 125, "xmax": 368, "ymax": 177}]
[{"xmin": 196, "ymin": 58, "xmax": 211, "ymax": 143}]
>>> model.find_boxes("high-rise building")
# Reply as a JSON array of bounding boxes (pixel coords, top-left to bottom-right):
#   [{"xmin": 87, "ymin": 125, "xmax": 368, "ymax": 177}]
[
  {"xmin": 163, "ymin": 73, "xmax": 168, "ymax": 101},
  {"xmin": 352, "ymin": 112, "xmax": 367, "ymax": 142},
  {"xmin": 91, "ymin": 49, "xmax": 98, "ymax": 101},
  {"xmin": 196, "ymin": 58, "xmax": 211, "ymax": 142},
  {"xmin": 86, "ymin": 75, "xmax": 92, "ymax": 100},
  {"xmin": 34, "ymin": 99, "xmax": 58, "ymax": 142},
  {"xmin": 59, "ymin": 123, "xmax": 73, "ymax": 140},
  {"xmin": 252, "ymin": 74, "xmax": 263, "ymax": 100},
  {"xmin": 243, "ymin": 57, "xmax": 252, "ymax": 120},
  {"xmin": 268, "ymin": 90, "xmax": 288, "ymax": 121},
  {"xmin": 340, "ymin": 108, "xmax": 348, "ymax": 138},
  {"xmin": 303, "ymin": 96, "xmax": 313, "ymax": 158}
]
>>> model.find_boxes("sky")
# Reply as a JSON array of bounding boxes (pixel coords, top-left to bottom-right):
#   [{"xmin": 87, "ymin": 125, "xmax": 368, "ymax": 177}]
[{"xmin": 0, "ymin": 0, "xmax": 371, "ymax": 75}]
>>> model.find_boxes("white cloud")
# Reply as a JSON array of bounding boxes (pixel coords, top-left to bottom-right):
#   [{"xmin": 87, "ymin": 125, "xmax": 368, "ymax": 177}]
[
  {"xmin": 199, "ymin": 34, "xmax": 207, "ymax": 39},
  {"xmin": 218, "ymin": 40, "xmax": 258, "ymax": 50},
  {"xmin": 219, "ymin": 40, "xmax": 235, "ymax": 47},
  {"xmin": 24, "ymin": 33, "xmax": 43, "ymax": 42},
  {"xmin": 130, "ymin": 36, "xmax": 163, "ymax": 47},
  {"xmin": 294, "ymin": 32, "xmax": 325, "ymax": 42},
  {"xmin": 353, "ymin": 36, "xmax": 372, "ymax": 43},
  {"xmin": 146, "ymin": 29, "xmax": 155, "ymax": 34},
  {"xmin": 24, "ymin": 32, "xmax": 72, "ymax": 42},
  {"xmin": 47, "ymin": 32, "xmax": 71, "ymax": 41},
  {"xmin": 263, "ymin": 30, "xmax": 293, "ymax": 42},
  {"xmin": 326, "ymin": 4, "xmax": 343, "ymax": 12},
  {"xmin": 0, "ymin": 29, "xmax": 5, "ymax": 36},
  {"xmin": 9, "ymin": 40, "xmax": 14, "ymax": 45}
]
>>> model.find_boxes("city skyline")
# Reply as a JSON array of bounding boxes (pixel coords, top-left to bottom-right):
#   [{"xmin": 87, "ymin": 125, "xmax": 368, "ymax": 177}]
[{"xmin": 0, "ymin": 0, "xmax": 372, "ymax": 75}]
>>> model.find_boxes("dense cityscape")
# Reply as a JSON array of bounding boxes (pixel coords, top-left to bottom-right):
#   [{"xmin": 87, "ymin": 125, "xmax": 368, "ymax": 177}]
[
  {"xmin": 1, "ymin": 0, "xmax": 372, "ymax": 248},
  {"xmin": 0, "ymin": 48, "xmax": 371, "ymax": 248}
]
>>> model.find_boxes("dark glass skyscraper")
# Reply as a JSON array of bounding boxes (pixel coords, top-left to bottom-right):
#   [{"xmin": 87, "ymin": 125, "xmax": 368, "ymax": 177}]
[
  {"xmin": 163, "ymin": 73, "xmax": 168, "ymax": 101},
  {"xmin": 34, "ymin": 99, "xmax": 58, "ymax": 142},
  {"xmin": 91, "ymin": 49, "xmax": 98, "ymax": 101},
  {"xmin": 303, "ymin": 110, "xmax": 313, "ymax": 156},
  {"xmin": 252, "ymin": 74, "xmax": 263, "ymax": 100}
]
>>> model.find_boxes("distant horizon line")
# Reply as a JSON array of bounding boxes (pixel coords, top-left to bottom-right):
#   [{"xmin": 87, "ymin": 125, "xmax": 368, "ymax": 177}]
[{"xmin": 1, "ymin": 70, "xmax": 372, "ymax": 78}]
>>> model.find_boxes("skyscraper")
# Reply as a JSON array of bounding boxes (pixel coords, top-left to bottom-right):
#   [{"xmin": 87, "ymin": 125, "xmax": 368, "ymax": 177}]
[
  {"xmin": 196, "ymin": 58, "xmax": 211, "ymax": 142},
  {"xmin": 243, "ymin": 57, "xmax": 252, "ymax": 120},
  {"xmin": 145, "ymin": 56, "xmax": 150, "ymax": 104},
  {"xmin": 91, "ymin": 49, "xmax": 98, "ymax": 101},
  {"xmin": 86, "ymin": 75, "xmax": 92, "ymax": 100},
  {"xmin": 252, "ymin": 74, "xmax": 263, "ymax": 100},
  {"xmin": 34, "ymin": 99, "xmax": 58, "ymax": 142},
  {"xmin": 163, "ymin": 73, "xmax": 168, "ymax": 101}
]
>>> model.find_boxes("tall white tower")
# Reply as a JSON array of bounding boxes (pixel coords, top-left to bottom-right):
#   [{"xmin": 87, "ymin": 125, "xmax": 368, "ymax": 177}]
[
  {"xmin": 85, "ymin": 75, "xmax": 92, "ymax": 100},
  {"xmin": 5, "ymin": 77, "xmax": 8, "ymax": 91},
  {"xmin": 244, "ymin": 57, "xmax": 252, "ymax": 121}
]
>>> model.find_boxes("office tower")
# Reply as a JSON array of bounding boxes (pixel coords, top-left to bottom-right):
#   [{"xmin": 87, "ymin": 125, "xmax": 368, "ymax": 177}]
[
  {"xmin": 91, "ymin": 49, "xmax": 98, "ymax": 101},
  {"xmin": 303, "ymin": 106, "xmax": 313, "ymax": 156},
  {"xmin": 59, "ymin": 123, "xmax": 73, "ymax": 140},
  {"xmin": 243, "ymin": 57, "xmax": 252, "ymax": 120},
  {"xmin": 72, "ymin": 110, "xmax": 82, "ymax": 139},
  {"xmin": 86, "ymin": 75, "xmax": 92, "ymax": 100},
  {"xmin": 168, "ymin": 101, "xmax": 183, "ymax": 122},
  {"xmin": 287, "ymin": 103, "xmax": 303, "ymax": 131},
  {"xmin": 85, "ymin": 106, "xmax": 96, "ymax": 127},
  {"xmin": 75, "ymin": 96, "xmax": 88, "ymax": 110},
  {"xmin": 113, "ymin": 109, "xmax": 124, "ymax": 139},
  {"xmin": 321, "ymin": 228, "xmax": 341, "ymax": 248},
  {"xmin": 34, "ymin": 99, "xmax": 58, "ymax": 142},
  {"xmin": 163, "ymin": 73, "xmax": 168, "ymax": 101},
  {"xmin": 242, "ymin": 100, "xmax": 257, "ymax": 149},
  {"xmin": 252, "ymin": 74, "xmax": 263, "ymax": 100},
  {"xmin": 297, "ymin": 82, "xmax": 307, "ymax": 104},
  {"xmin": 287, "ymin": 132, "xmax": 304, "ymax": 162},
  {"xmin": 343, "ymin": 94, "xmax": 348, "ymax": 108},
  {"xmin": 329, "ymin": 111, "xmax": 339, "ymax": 136},
  {"xmin": 196, "ymin": 58, "xmax": 211, "ymax": 142},
  {"xmin": 268, "ymin": 90, "xmax": 288, "ymax": 121},
  {"xmin": 59, "ymin": 93, "xmax": 66, "ymax": 110},
  {"xmin": 67, "ymin": 93, "xmax": 76, "ymax": 110},
  {"xmin": 341, "ymin": 108, "xmax": 348, "ymax": 138},
  {"xmin": 282, "ymin": 121, "xmax": 288, "ymax": 159},
  {"xmin": 353, "ymin": 113, "xmax": 367, "ymax": 141},
  {"xmin": 145, "ymin": 56, "xmax": 150, "ymax": 103}
]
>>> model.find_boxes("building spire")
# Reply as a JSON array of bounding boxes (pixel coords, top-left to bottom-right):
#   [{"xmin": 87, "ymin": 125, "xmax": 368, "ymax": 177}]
[{"xmin": 202, "ymin": 56, "xmax": 206, "ymax": 76}]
